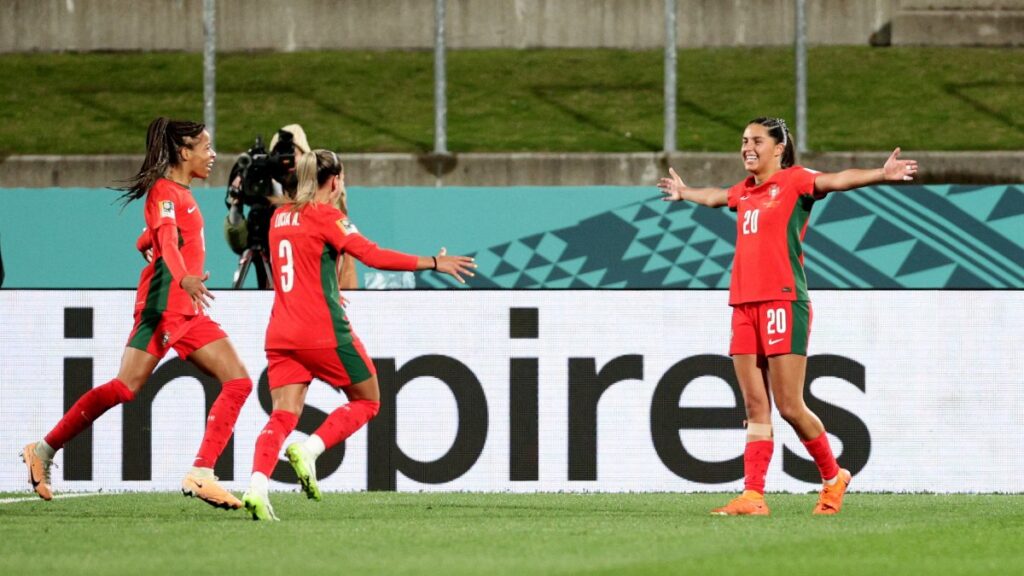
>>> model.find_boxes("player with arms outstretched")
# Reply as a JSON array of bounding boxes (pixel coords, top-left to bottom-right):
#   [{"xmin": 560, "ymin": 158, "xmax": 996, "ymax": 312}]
[
  {"xmin": 22, "ymin": 117, "xmax": 252, "ymax": 510},
  {"xmin": 659, "ymin": 117, "xmax": 917, "ymax": 515},
  {"xmin": 242, "ymin": 150, "xmax": 476, "ymax": 520}
]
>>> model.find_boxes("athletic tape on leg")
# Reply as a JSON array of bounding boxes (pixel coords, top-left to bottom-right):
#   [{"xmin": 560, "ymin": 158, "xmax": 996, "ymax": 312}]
[{"xmin": 745, "ymin": 422, "xmax": 773, "ymax": 437}]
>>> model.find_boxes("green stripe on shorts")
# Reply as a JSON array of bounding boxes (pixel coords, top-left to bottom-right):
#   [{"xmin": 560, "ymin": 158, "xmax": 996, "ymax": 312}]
[
  {"xmin": 791, "ymin": 301, "xmax": 810, "ymax": 356},
  {"xmin": 128, "ymin": 310, "xmax": 163, "ymax": 351},
  {"xmin": 334, "ymin": 343, "xmax": 373, "ymax": 385}
]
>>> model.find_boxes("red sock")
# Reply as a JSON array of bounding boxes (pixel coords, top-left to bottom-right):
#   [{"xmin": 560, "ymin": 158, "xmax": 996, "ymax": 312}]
[
  {"xmin": 193, "ymin": 377, "xmax": 252, "ymax": 468},
  {"xmin": 252, "ymin": 410, "xmax": 299, "ymax": 477},
  {"xmin": 313, "ymin": 400, "xmax": 381, "ymax": 450},
  {"xmin": 44, "ymin": 379, "xmax": 134, "ymax": 450},
  {"xmin": 802, "ymin": 431, "xmax": 840, "ymax": 481},
  {"xmin": 743, "ymin": 440, "xmax": 774, "ymax": 494}
]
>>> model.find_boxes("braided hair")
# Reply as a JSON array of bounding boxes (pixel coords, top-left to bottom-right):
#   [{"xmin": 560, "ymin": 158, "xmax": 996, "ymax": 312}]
[{"xmin": 118, "ymin": 117, "xmax": 205, "ymax": 206}]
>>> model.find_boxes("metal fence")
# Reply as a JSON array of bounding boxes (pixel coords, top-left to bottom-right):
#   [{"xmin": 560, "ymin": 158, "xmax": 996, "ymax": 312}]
[{"xmin": 200, "ymin": 0, "xmax": 811, "ymax": 156}]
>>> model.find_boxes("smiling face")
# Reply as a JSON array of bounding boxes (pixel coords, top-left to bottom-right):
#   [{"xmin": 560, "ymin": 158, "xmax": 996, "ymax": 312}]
[
  {"xmin": 181, "ymin": 130, "xmax": 216, "ymax": 180},
  {"xmin": 741, "ymin": 123, "xmax": 784, "ymax": 178}
]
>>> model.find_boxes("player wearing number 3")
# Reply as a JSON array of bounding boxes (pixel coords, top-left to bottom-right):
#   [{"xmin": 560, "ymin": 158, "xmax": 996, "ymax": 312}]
[
  {"xmin": 659, "ymin": 117, "xmax": 918, "ymax": 515},
  {"xmin": 242, "ymin": 150, "xmax": 477, "ymax": 520}
]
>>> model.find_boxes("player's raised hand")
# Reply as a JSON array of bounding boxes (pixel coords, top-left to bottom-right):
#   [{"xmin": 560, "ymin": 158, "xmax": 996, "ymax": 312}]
[
  {"xmin": 181, "ymin": 272, "xmax": 215, "ymax": 310},
  {"xmin": 658, "ymin": 167, "xmax": 688, "ymax": 202},
  {"xmin": 883, "ymin": 147, "xmax": 918, "ymax": 182},
  {"xmin": 434, "ymin": 247, "xmax": 477, "ymax": 284}
]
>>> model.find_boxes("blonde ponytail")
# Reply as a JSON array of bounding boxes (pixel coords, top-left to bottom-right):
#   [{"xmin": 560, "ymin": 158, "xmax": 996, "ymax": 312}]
[{"xmin": 281, "ymin": 149, "xmax": 343, "ymax": 212}]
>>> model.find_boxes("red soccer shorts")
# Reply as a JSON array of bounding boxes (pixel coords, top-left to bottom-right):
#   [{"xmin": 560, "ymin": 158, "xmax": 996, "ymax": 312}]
[
  {"xmin": 126, "ymin": 310, "xmax": 228, "ymax": 359},
  {"xmin": 266, "ymin": 337, "xmax": 376, "ymax": 389},
  {"xmin": 729, "ymin": 300, "xmax": 813, "ymax": 357}
]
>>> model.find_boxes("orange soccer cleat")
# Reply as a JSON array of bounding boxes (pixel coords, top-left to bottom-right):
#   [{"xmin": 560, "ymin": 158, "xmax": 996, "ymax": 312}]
[
  {"xmin": 22, "ymin": 443, "xmax": 53, "ymax": 501},
  {"xmin": 710, "ymin": 490, "xmax": 770, "ymax": 516},
  {"xmin": 181, "ymin": 473, "xmax": 243, "ymax": 510},
  {"xmin": 813, "ymin": 468, "xmax": 852, "ymax": 515}
]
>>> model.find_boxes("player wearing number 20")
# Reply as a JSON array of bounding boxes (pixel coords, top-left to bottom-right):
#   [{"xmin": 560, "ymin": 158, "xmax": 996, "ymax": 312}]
[
  {"xmin": 659, "ymin": 117, "xmax": 918, "ymax": 516},
  {"xmin": 242, "ymin": 150, "xmax": 476, "ymax": 520}
]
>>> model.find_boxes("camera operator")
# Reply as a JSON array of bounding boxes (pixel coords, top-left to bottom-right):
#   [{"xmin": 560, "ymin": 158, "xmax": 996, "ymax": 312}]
[
  {"xmin": 225, "ymin": 124, "xmax": 310, "ymax": 288},
  {"xmin": 225, "ymin": 124, "xmax": 310, "ymax": 253}
]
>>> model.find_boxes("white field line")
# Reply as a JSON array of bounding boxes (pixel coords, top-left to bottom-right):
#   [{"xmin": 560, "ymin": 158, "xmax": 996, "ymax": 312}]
[{"xmin": 0, "ymin": 492, "xmax": 107, "ymax": 504}]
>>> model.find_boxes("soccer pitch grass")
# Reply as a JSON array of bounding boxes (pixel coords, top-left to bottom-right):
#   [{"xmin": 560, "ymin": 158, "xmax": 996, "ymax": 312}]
[{"xmin": 1, "ymin": 492, "xmax": 1020, "ymax": 575}]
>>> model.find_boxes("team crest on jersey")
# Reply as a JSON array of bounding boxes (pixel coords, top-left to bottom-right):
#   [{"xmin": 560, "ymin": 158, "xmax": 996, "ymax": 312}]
[
  {"xmin": 337, "ymin": 218, "xmax": 359, "ymax": 235},
  {"xmin": 765, "ymin": 184, "xmax": 781, "ymax": 208},
  {"xmin": 160, "ymin": 331, "xmax": 171, "ymax": 348},
  {"xmin": 160, "ymin": 201, "xmax": 176, "ymax": 218}
]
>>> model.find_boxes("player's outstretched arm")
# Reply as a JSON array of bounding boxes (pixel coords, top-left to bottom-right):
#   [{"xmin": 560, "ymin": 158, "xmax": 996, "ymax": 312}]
[
  {"xmin": 343, "ymin": 235, "xmax": 477, "ymax": 284},
  {"xmin": 814, "ymin": 147, "xmax": 919, "ymax": 195},
  {"xmin": 426, "ymin": 247, "xmax": 477, "ymax": 285},
  {"xmin": 658, "ymin": 168, "xmax": 728, "ymax": 207}
]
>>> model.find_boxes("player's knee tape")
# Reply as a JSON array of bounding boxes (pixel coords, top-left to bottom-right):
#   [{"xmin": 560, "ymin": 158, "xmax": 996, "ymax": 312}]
[{"xmin": 745, "ymin": 421, "xmax": 773, "ymax": 437}]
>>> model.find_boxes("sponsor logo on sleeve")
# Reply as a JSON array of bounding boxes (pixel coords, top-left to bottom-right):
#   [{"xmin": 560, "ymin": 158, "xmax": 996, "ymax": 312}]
[
  {"xmin": 160, "ymin": 201, "xmax": 176, "ymax": 219},
  {"xmin": 337, "ymin": 218, "xmax": 359, "ymax": 235}
]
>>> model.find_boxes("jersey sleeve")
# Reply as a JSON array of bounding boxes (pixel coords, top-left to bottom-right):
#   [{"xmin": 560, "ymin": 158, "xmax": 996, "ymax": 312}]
[
  {"xmin": 135, "ymin": 227, "xmax": 152, "ymax": 252},
  {"xmin": 314, "ymin": 205, "xmax": 419, "ymax": 271},
  {"xmin": 316, "ymin": 205, "xmax": 354, "ymax": 253},
  {"xmin": 144, "ymin": 181, "xmax": 180, "ymax": 231},
  {"xmin": 154, "ymin": 225, "xmax": 189, "ymax": 282},
  {"xmin": 791, "ymin": 166, "xmax": 821, "ymax": 197},
  {"xmin": 726, "ymin": 182, "xmax": 745, "ymax": 211},
  {"xmin": 341, "ymin": 234, "xmax": 419, "ymax": 271}
]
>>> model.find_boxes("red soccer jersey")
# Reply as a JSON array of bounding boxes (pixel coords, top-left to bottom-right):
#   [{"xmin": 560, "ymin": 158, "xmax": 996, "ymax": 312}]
[
  {"xmin": 726, "ymin": 166, "xmax": 821, "ymax": 306},
  {"xmin": 134, "ymin": 178, "xmax": 206, "ymax": 315},
  {"xmin": 265, "ymin": 203, "xmax": 419, "ymax": 350}
]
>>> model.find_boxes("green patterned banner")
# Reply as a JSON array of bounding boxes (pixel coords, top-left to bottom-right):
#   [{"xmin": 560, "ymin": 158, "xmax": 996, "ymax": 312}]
[
  {"xmin": 0, "ymin": 185, "xmax": 1020, "ymax": 289},
  {"xmin": 414, "ymin": 184, "xmax": 1024, "ymax": 289}
]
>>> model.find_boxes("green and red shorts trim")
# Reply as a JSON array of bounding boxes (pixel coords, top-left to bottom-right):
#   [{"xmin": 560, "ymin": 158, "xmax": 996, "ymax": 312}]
[
  {"xmin": 126, "ymin": 310, "xmax": 228, "ymax": 359},
  {"xmin": 266, "ymin": 336, "xmax": 376, "ymax": 389}
]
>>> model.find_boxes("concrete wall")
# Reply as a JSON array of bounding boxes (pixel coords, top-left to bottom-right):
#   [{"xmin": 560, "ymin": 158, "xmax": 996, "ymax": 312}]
[
  {"xmin": 893, "ymin": 0, "xmax": 1024, "ymax": 45},
  {"xmin": 2, "ymin": 151, "xmax": 1020, "ymax": 188},
  {"xmin": 2, "ymin": 0, "xmax": 896, "ymax": 52}
]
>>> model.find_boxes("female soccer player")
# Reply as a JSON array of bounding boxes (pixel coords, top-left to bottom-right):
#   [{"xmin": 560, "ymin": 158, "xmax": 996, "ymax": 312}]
[
  {"xmin": 242, "ymin": 150, "xmax": 475, "ymax": 520},
  {"xmin": 22, "ymin": 117, "xmax": 252, "ymax": 510},
  {"xmin": 659, "ymin": 117, "xmax": 917, "ymax": 515}
]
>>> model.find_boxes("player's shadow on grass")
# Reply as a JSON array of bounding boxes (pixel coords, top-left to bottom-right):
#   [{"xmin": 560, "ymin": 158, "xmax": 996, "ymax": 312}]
[{"xmin": 943, "ymin": 81, "xmax": 1024, "ymax": 135}]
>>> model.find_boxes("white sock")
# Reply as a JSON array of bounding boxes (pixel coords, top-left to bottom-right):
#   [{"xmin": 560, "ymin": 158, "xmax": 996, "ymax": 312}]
[
  {"xmin": 190, "ymin": 466, "xmax": 215, "ymax": 479},
  {"xmin": 249, "ymin": 472, "xmax": 269, "ymax": 495},
  {"xmin": 304, "ymin": 434, "xmax": 326, "ymax": 458},
  {"xmin": 36, "ymin": 440, "xmax": 56, "ymax": 461},
  {"xmin": 824, "ymin": 474, "xmax": 838, "ymax": 486}
]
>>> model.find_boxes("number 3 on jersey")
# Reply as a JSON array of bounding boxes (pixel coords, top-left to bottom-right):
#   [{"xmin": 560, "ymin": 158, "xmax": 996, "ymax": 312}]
[
  {"xmin": 743, "ymin": 209, "xmax": 760, "ymax": 235},
  {"xmin": 278, "ymin": 239, "xmax": 294, "ymax": 292}
]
